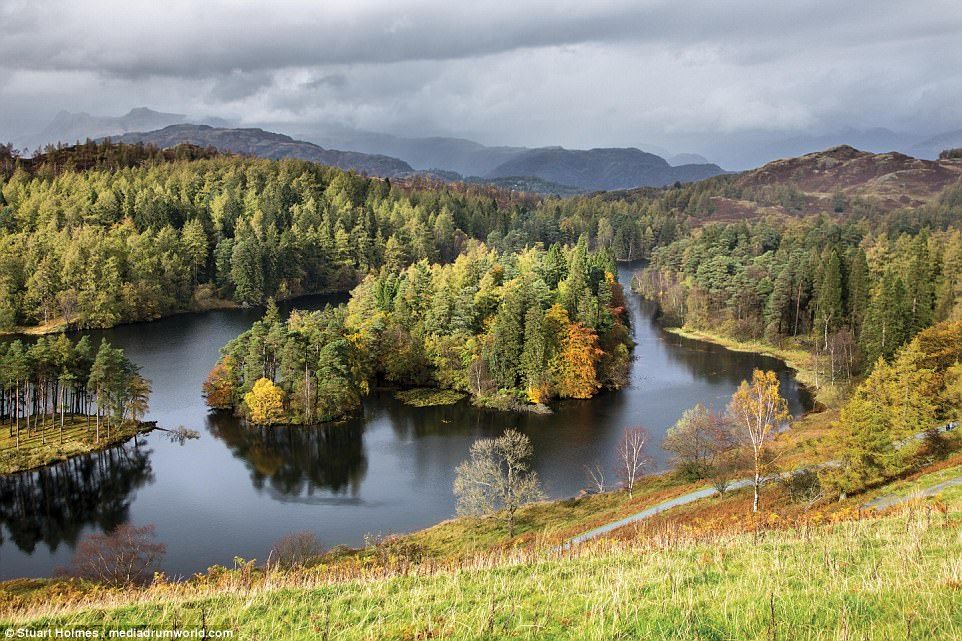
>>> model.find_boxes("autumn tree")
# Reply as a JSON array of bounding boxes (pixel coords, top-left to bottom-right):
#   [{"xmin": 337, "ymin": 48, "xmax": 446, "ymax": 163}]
[
  {"xmin": 203, "ymin": 356, "xmax": 238, "ymax": 409},
  {"xmin": 60, "ymin": 523, "xmax": 166, "ymax": 587},
  {"xmin": 727, "ymin": 369, "xmax": 790, "ymax": 512},
  {"xmin": 453, "ymin": 429, "xmax": 544, "ymax": 536},
  {"xmin": 244, "ymin": 377, "xmax": 286, "ymax": 426},
  {"xmin": 662, "ymin": 403, "xmax": 737, "ymax": 486},
  {"xmin": 554, "ymin": 322, "xmax": 603, "ymax": 399}
]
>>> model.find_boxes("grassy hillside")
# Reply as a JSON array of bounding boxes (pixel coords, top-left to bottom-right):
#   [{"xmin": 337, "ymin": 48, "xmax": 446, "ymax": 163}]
[{"xmin": 3, "ymin": 501, "xmax": 960, "ymax": 640}]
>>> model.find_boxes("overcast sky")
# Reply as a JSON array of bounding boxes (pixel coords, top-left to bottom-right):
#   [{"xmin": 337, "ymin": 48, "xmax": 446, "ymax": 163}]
[{"xmin": 2, "ymin": 0, "xmax": 961, "ymax": 162}]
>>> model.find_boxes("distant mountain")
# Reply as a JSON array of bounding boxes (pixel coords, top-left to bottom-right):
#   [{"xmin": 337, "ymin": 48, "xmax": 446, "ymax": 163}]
[
  {"xmin": 300, "ymin": 126, "xmax": 526, "ymax": 177},
  {"xmin": 701, "ymin": 145, "xmax": 962, "ymax": 221},
  {"xmin": 696, "ymin": 127, "xmax": 962, "ymax": 169},
  {"xmin": 484, "ymin": 147, "xmax": 726, "ymax": 191},
  {"xmin": 110, "ymin": 125, "xmax": 413, "ymax": 177},
  {"xmin": 29, "ymin": 107, "xmax": 188, "ymax": 150},
  {"xmin": 668, "ymin": 153, "xmax": 711, "ymax": 166},
  {"xmin": 908, "ymin": 130, "xmax": 962, "ymax": 160}
]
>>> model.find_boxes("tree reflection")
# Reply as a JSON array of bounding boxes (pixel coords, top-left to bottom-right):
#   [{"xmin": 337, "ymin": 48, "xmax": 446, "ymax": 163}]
[
  {"xmin": 207, "ymin": 413, "xmax": 367, "ymax": 499},
  {"xmin": 0, "ymin": 444, "xmax": 153, "ymax": 553}
]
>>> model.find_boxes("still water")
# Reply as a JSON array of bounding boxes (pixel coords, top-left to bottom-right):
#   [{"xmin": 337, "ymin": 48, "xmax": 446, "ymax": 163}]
[{"xmin": 0, "ymin": 264, "xmax": 810, "ymax": 579}]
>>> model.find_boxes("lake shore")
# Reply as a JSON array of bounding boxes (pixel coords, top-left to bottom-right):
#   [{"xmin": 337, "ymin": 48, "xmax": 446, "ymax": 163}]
[
  {"xmin": 0, "ymin": 417, "xmax": 156, "ymax": 475},
  {"xmin": 0, "ymin": 285, "xmax": 354, "ymax": 338}
]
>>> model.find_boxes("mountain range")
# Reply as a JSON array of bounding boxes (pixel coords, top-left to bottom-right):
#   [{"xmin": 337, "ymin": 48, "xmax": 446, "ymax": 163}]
[
  {"xmin": 109, "ymin": 124, "xmax": 414, "ymax": 177},
  {"xmin": 483, "ymin": 146, "xmax": 724, "ymax": 192},
  {"xmin": 16, "ymin": 107, "xmax": 962, "ymax": 192}
]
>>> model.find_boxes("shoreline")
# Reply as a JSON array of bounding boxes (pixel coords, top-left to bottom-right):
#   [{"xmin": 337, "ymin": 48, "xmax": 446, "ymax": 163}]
[
  {"xmin": 658, "ymin": 324, "xmax": 837, "ymax": 412},
  {"xmin": 0, "ymin": 418, "xmax": 157, "ymax": 475},
  {"xmin": 0, "ymin": 286, "xmax": 354, "ymax": 338}
]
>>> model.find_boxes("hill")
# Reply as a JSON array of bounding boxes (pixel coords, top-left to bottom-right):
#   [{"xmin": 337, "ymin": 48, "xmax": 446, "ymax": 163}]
[
  {"xmin": 485, "ymin": 146, "xmax": 726, "ymax": 191},
  {"xmin": 110, "ymin": 125, "xmax": 413, "ymax": 177},
  {"xmin": 692, "ymin": 145, "xmax": 962, "ymax": 222},
  {"xmin": 25, "ymin": 108, "xmax": 188, "ymax": 151},
  {"xmin": 3, "ymin": 500, "xmax": 958, "ymax": 638},
  {"xmin": 738, "ymin": 144, "xmax": 962, "ymax": 196},
  {"xmin": 302, "ymin": 126, "xmax": 527, "ymax": 177}
]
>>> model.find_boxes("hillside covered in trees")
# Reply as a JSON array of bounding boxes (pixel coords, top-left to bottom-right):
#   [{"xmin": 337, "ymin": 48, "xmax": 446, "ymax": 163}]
[
  {"xmin": 0, "ymin": 141, "xmax": 687, "ymax": 332},
  {"xmin": 204, "ymin": 243, "xmax": 633, "ymax": 423}
]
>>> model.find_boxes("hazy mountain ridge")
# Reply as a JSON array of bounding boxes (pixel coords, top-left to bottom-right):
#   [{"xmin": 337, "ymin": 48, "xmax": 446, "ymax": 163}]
[
  {"xmin": 109, "ymin": 125, "xmax": 413, "ymax": 177},
  {"xmin": 27, "ymin": 107, "xmax": 188, "ymax": 151},
  {"xmin": 484, "ymin": 146, "xmax": 727, "ymax": 191},
  {"xmin": 301, "ymin": 126, "xmax": 528, "ymax": 177}
]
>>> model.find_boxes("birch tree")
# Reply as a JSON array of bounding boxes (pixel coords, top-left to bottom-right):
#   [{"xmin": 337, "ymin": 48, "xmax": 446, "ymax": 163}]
[
  {"xmin": 728, "ymin": 369, "xmax": 790, "ymax": 512},
  {"xmin": 618, "ymin": 427, "xmax": 652, "ymax": 498}
]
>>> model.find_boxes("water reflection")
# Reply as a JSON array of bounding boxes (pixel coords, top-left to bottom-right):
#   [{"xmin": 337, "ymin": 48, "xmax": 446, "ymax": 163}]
[
  {"xmin": 0, "ymin": 444, "xmax": 152, "ymax": 553},
  {"xmin": 208, "ymin": 413, "xmax": 367, "ymax": 501}
]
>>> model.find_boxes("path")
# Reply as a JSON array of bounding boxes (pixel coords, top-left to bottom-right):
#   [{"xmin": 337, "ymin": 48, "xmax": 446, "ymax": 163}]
[
  {"xmin": 562, "ymin": 480, "xmax": 752, "ymax": 548},
  {"xmin": 862, "ymin": 473, "xmax": 962, "ymax": 511},
  {"xmin": 562, "ymin": 421, "xmax": 956, "ymax": 547}
]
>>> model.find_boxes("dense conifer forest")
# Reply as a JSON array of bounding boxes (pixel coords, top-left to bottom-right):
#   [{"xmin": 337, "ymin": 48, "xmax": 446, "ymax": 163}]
[{"xmin": 0, "ymin": 141, "xmax": 678, "ymax": 331}]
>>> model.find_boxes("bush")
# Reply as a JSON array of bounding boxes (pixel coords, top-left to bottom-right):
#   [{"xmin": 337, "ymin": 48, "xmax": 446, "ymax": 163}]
[
  {"xmin": 58, "ymin": 523, "xmax": 165, "ymax": 587},
  {"xmin": 269, "ymin": 531, "xmax": 324, "ymax": 569}
]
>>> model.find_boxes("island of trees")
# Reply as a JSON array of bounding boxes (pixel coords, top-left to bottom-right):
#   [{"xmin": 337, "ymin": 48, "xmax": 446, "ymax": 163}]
[
  {"xmin": 204, "ymin": 242, "xmax": 632, "ymax": 424},
  {"xmin": 0, "ymin": 335, "xmax": 150, "ymax": 473}
]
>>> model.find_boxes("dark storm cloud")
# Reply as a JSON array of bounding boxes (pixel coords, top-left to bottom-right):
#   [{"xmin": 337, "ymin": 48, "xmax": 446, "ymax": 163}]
[
  {"xmin": 1, "ymin": 0, "xmax": 960, "ymax": 162},
  {"xmin": 2, "ymin": 1, "xmax": 957, "ymax": 76}
]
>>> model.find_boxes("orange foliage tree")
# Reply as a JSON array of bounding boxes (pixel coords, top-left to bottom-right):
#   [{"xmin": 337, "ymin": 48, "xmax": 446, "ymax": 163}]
[
  {"xmin": 554, "ymin": 322, "xmax": 603, "ymax": 399},
  {"xmin": 202, "ymin": 355, "xmax": 237, "ymax": 410}
]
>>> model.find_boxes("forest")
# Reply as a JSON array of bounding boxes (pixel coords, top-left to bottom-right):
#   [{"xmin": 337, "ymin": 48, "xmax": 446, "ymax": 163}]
[
  {"xmin": 204, "ymin": 242, "xmax": 633, "ymax": 423},
  {"xmin": 0, "ymin": 141, "xmax": 683, "ymax": 332},
  {"xmin": 0, "ymin": 335, "xmax": 148, "ymax": 454},
  {"xmin": 636, "ymin": 213, "xmax": 962, "ymax": 380}
]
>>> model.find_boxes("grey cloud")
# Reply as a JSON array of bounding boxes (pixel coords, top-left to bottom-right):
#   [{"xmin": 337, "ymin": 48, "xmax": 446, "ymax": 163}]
[{"xmin": 0, "ymin": 0, "xmax": 960, "ymax": 166}]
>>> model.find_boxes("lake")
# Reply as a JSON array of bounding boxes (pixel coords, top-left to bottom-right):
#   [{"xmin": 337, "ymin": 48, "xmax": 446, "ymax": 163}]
[{"xmin": 0, "ymin": 263, "xmax": 810, "ymax": 579}]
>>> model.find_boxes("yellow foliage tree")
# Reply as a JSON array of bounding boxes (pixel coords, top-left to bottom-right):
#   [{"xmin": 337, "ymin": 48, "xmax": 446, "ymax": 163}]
[
  {"xmin": 727, "ymin": 369, "xmax": 790, "ymax": 513},
  {"xmin": 244, "ymin": 377, "xmax": 286, "ymax": 426}
]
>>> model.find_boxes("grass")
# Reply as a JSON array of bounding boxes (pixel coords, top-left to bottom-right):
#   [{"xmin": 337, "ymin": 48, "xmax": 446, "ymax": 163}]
[
  {"xmin": 4, "ymin": 504, "xmax": 960, "ymax": 639},
  {"xmin": 862, "ymin": 459, "xmax": 962, "ymax": 505},
  {"xmin": 0, "ymin": 415, "xmax": 152, "ymax": 474},
  {"xmin": 392, "ymin": 473, "xmax": 698, "ymax": 558},
  {"xmin": 393, "ymin": 388, "xmax": 466, "ymax": 407}
]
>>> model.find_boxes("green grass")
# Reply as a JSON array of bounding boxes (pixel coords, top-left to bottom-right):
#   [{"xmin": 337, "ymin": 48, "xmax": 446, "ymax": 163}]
[
  {"xmin": 5, "ymin": 508, "xmax": 961, "ymax": 639},
  {"xmin": 0, "ymin": 415, "xmax": 151, "ymax": 474},
  {"xmin": 393, "ymin": 473, "xmax": 693, "ymax": 558},
  {"xmin": 393, "ymin": 388, "xmax": 466, "ymax": 407},
  {"xmin": 863, "ymin": 463, "xmax": 962, "ymax": 505}
]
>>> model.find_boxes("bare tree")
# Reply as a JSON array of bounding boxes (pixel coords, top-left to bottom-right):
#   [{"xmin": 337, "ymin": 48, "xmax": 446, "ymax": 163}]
[
  {"xmin": 59, "ymin": 523, "xmax": 166, "ymax": 586},
  {"xmin": 618, "ymin": 427, "xmax": 652, "ymax": 498},
  {"xmin": 453, "ymin": 429, "xmax": 544, "ymax": 536},
  {"xmin": 584, "ymin": 461, "xmax": 607, "ymax": 493},
  {"xmin": 728, "ymin": 370, "xmax": 790, "ymax": 513},
  {"xmin": 269, "ymin": 531, "xmax": 323, "ymax": 569},
  {"xmin": 662, "ymin": 404, "xmax": 737, "ymax": 481}
]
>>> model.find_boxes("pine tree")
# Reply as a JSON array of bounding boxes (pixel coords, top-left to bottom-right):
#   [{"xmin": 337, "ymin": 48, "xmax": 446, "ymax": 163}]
[
  {"xmin": 520, "ymin": 305, "xmax": 548, "ymax": 402},
  {"xmin": 845, "ymin": 247, "xmax": 870, "ymax": 338},
  {"xmin": 815, "ymin": 248, "xmax": 844, "ymax": 349},
  {"xmin": 860, "ymin": 272, "xmax": 911, "ymax": 364}
]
